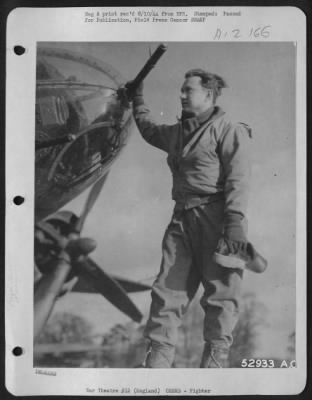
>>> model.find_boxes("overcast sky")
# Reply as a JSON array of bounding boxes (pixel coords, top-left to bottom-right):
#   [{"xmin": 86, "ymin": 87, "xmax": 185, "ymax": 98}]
[{"xmin": 42, "ymin": 42, "xmax": 297, "ymax": 358}]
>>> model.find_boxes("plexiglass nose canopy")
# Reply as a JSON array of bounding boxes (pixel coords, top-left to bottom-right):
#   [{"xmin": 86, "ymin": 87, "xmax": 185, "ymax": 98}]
[{"xmin": 35, "ymin": 47, "xmax": 133, "ymax": 221}]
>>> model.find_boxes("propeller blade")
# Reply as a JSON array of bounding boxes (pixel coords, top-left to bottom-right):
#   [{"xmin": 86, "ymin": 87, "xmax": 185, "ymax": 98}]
[
  {"xmin": 34, "ymin": 259, "xmax": 72, "ymax": 341},
  {"xmin": 74, "ymin": 172, "xmax": 109, "ymax": 233},
  {"xmin": 72, "ymin": 275, "xmax": 151, "ymax": 294},
  {"xmin": 112, "ymin": 276, "xmax": 151, "ymax": 293},
  {"xmin": 72, "ymin": 276, "xmax": 99, "ymax": 294},
  {"xmin": 75, "ymin": 257, "xmax": 143, "ymax": 323}
]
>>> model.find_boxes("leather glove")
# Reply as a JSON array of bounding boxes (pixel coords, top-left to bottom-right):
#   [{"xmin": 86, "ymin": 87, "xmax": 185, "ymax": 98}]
[
  {"xmin": 214, "ymin": 239, "xmax": 268, "ymax": 273},
  {"xmin": 125, "ymin": 80, "xmax": 144, "ymax": 98},
  {"xmin": 223, "ymin": 212, "xmax": 247, "ymax": 249},
  {"xmin": 126, "ymin": 81, "xmax": 144, "ymax": 107},
  {"xmin": 213, "ymin": 211, "xmax": 248, "ymax": 269},
  {"xmin": 117, "ymin": 81, "xmax": 144, "ymax": 107},
  {"xmin": 215, "ymin": 237, "xmax": 248, "ymax": 261}
]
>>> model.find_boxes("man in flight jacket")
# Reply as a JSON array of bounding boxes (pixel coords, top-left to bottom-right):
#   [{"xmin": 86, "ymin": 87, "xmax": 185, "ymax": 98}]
[{"xmin": 131, "ymin": 69, "xmax": 252, "ymax": 368}]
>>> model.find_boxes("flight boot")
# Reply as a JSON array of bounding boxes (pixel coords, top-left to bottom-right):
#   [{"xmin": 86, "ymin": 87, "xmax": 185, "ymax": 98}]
[
  {"xmin": 200, "ymin": 343, "xmax": 230, "ymax": 368},
  {"xmin": 142, "ymin": 341, "xmax": 176, "ymax": 368}
]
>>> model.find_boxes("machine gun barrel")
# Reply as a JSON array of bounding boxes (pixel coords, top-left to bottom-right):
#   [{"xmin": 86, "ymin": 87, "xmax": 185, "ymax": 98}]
[{"xmin": 126, "ymin": 43, "xmax": 167, "ymax": 96}]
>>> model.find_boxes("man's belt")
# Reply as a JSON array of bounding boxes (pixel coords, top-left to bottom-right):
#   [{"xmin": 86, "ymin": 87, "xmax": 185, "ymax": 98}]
[{"xmin": 174, "ymin": 192, "xmax": 225, "ymax": 211}]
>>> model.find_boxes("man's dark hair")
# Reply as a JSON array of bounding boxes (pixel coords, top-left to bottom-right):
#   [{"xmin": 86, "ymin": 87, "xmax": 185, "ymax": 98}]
[{"xmin": 184, "ymin": 69, "xmax": 228, "ymax": 103}]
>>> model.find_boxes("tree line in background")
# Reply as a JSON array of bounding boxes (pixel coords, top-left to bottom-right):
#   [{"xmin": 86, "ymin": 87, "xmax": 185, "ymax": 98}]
[{"xmin": 35, "ymin": 292, "xmax": 295, "ymax": 368}]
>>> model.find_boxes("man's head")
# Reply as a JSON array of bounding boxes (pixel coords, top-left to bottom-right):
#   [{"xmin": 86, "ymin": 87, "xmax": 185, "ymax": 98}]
[{"xmin": 180, "ymin": 69, "xmax": 227, "ymax": 116}]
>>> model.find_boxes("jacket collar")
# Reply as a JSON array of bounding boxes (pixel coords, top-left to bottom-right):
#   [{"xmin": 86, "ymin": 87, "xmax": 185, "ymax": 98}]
[
  {"xmin": 181, "ymin": 106, "xmax": 224, "ymax": 135},
  {"xmin": 180, "ymin": 106, "xmax": 225, "ymax": 157}
]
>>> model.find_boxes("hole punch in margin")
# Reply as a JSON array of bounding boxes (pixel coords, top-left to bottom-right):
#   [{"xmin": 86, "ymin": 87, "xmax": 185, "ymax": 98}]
[
  {"xmin": 13, "ymin": 196, "xmax": 24, "ymax": 205},
  {"xmin": 14, "ymin": 46, "xmax": 25, "ymax": 55},
  {"xmin": 12, "ymin": 347, "xmax": 23, "ymax": 356}
]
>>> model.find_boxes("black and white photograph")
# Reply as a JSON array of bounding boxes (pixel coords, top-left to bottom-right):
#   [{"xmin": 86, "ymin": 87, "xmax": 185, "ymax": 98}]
[
  {"xmin": 5, "ymin": 6, "xmax": 306, "ymax": 396},
  {"xmin": 33, "ymin": 40, "xmax": 296, "ymax": 370}
]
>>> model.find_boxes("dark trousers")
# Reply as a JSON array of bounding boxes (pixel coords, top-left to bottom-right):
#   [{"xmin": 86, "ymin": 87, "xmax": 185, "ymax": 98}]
[{"xmin": 144, "ymin": 200, "xmax": 243, "ymax": 349}]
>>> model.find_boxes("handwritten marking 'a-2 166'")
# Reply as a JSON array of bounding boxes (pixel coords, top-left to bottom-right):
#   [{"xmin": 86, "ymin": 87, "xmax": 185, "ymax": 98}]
[{"xmin": 214, "ymin": 26, "xmax": 271, "ymax": 40}]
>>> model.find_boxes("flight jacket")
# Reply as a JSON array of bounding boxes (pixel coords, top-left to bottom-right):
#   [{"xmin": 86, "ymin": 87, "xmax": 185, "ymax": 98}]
[{"xmin": 133, "ymin": 103, "xmax": 252, "ymax": 232}]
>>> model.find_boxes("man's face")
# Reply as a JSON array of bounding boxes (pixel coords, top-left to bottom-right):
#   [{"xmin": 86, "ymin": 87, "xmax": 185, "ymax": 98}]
[{"xmin": 180, "ymin": 76, "xmax": 213, "ymax": 115}]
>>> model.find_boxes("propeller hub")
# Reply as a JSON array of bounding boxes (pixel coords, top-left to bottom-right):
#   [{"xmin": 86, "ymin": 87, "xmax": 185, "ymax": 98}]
[{"xmin": 66, "ymin": 238, "xmax": 97, "ymax": 259}]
